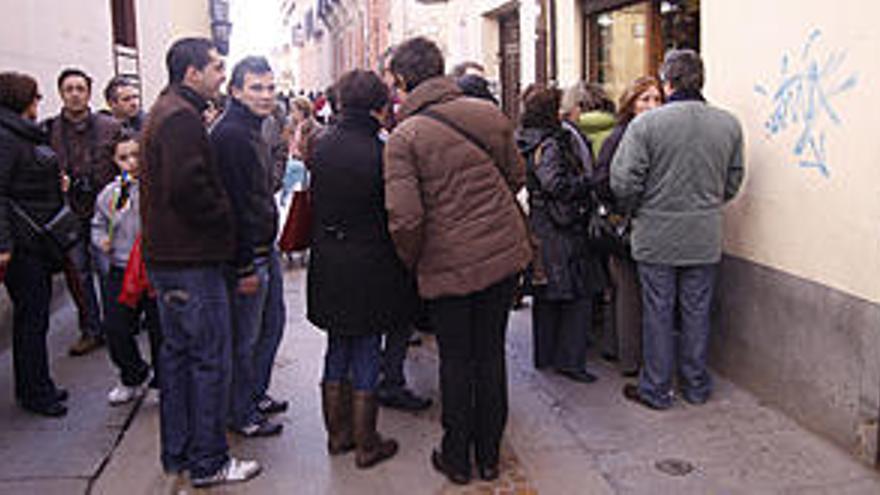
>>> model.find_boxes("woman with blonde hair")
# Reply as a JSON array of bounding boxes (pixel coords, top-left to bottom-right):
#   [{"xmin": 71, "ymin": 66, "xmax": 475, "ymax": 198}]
[{"xmin": 595, "ymin": 75, "xmax": 663, "ymax": 377}]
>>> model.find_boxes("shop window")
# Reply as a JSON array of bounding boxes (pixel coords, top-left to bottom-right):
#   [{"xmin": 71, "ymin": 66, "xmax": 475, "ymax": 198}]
[{"xmin": 584, "ymin": 0, "xmax": 699, "ymax": 102}]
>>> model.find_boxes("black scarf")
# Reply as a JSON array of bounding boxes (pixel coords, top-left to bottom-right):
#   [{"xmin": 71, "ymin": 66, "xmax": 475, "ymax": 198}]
[{"xmin": 667, "ymin": 89, "xmax": 706, "ymax": 103}]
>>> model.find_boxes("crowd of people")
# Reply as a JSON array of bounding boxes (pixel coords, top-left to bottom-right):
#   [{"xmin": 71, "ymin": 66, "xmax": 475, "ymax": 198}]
[{"xmin": 0, "ymin": 33, "xmax": 743, "ymax": 488}]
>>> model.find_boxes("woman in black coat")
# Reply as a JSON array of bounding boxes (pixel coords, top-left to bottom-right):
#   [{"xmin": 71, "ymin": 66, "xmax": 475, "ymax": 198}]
[
  {"xmin": 516, "ymin": 84, "xmax": 605, "ymax": 384},
  {"xmin": 0, "ymin": 72, "xmax": 68, "ymax": 417},
  {"xmin": 307, "ymin": 70, "xmax": 417, "ymax": 469}
]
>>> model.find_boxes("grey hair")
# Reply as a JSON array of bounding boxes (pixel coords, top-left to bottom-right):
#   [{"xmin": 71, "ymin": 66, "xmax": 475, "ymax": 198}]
[{"xmin": 659, "ymin": 49, "xmax": 704, "ymax": 92}]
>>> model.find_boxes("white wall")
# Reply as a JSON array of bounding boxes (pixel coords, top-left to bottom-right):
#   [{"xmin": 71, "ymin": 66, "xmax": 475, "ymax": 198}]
[
  {"xmin": 0, "ymin": 0, "xmax": 114, "ymax": 119},
  {"xmin": 705, "ymin": 0, "xmax": 880, "ymax": 303}
]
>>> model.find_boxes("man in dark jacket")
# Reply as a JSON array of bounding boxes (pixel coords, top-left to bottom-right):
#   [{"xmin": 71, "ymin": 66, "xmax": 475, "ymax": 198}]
[
  {"xmin": 612, "ymin": 49, "xmax": 745, "ymax": 410},
  {"xmin": 47, "ymin": 68, "xmax": 121, "ymax": 356},
  {"xmin": 140, "ymin": 38, "xmax": 260, "ymax": 488},
  {"xmin": 211, "ymin": 56, "xmax": 285, "ymax": 437},
  {"xmin": 385, "ymin": 37, "xmax": 532, "ymax": 485},
  {"xmin": 102, "ymin": 75, "xmax": 147, "ymax": 133}
]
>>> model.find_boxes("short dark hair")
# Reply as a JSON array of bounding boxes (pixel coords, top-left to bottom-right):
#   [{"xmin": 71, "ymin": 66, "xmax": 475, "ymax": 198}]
[
  {"xmin": 389, "ymin": 37, "xmax": 444, "ymax": 92},
  {"xmin": 166, "ymin": 37, "xmax": 216, "ymax": 84},
  {"xmin": 229, "ymin": 56, "xmax": 273, "ymax": 90},
  {"xmin": 660, "ymin": 49, "xmax": 704, "ymax": 93},
  {"xmin": 108, "ymin": 126, "xmax": 138, "ymax": 158},
  {"xmin": 519, "ymin": 84, "xmax": 561, "ymax": 129},
  {"xmin": 57, "ymin": 68, "xmax": 92, "ymax": 92},
  {"xmin": 0, "ymin": 72, "xmax": 39, "ymax": 114},
  {"xmin": 104, "ymin": 75, "xmax": 137, "ymax": 103},
  {"xmin": 335, "ymin": 70, "xmax": 388, "ymax": 112}
]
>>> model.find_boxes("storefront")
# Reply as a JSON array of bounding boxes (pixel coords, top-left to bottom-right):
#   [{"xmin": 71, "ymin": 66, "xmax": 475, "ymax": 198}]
[{"xmin": 582, "ymin": 0, "xmax": 699, "ymax": 100}]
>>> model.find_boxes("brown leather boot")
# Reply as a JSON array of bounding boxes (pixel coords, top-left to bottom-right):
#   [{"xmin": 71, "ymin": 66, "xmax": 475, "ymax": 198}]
[
  {"xmin": 353, "ymin": 390, "xmax": 398, "ymax": 469},
  {"xmin": 321, "ymin": 382, "xmax": 355, "ymax": 455}
]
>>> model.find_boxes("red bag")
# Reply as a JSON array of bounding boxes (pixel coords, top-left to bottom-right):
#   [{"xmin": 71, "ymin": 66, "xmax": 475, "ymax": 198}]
[
  {"xmin": 118, "ymin": 235, "xmax": 154, "ymax": 308},
  {"xmin": 279, "ymin": 190, "xmax": 313, "ymax": 252}
]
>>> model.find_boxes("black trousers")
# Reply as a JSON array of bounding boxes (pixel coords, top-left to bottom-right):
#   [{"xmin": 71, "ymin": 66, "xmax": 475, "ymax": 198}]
[
  {"xmin": 532, "ymin": 296, "xmax": 593, "ymax": 371},
  {"xmin": 103, "ymin": 266, "xmax": 161, "ymax": 387},
  {"xmin": 5, "ymin": 251, "xmax": 58, "ymax": 407},
  {"xmin": 428, "ymin": 275, "xmax": 516, "ymax": 474}
]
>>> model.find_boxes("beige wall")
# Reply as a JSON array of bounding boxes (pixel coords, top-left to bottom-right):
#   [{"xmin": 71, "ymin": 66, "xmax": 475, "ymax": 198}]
[
  {"xmin": 0, "ymin": 0, "xmax": 114, "ymax": 118},
  {"xmin": 138, "ymin": 0, "xmax": 212, "ymax": 109},
  {"xmin": 554, "ymin": 0, "xmax": 583, "ymax": 87},
  {"xmin": 704, "ymin": 0, "xmax": 880, "ymax": 303}
]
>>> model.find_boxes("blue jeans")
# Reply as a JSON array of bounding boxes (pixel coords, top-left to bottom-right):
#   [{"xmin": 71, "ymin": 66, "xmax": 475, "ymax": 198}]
[
  {"xmin": 637, "ymin": 262, "xmax": 718, "ymax": 408},
  {"xmin": 149, "ymin": 265, "xmax": 232, "ymax": 478},
  {"xmin": 254, "ymin": 250, "xmax": 285, "ymax": 402},
  {"xmin": 229, "ymin": 255, "xmax": 271, "ymax": 428},
  {"xmin": 322, "ymin": 334, "xmax": 381, "ymax": 392}
]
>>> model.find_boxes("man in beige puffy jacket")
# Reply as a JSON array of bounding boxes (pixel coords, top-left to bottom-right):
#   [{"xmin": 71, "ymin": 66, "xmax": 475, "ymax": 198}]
[{"xmin": 384, "ymin": 37, "xmax": 531, "ymax": 485}]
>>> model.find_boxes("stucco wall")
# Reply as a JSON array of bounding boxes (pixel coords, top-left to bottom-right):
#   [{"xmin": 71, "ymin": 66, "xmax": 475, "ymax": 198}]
[
  {"xmin": 704, "ymin": 0, "xmax": 880, "ymax": 305},
  {"xmin": 137, "ymin": 0, "xmax": 212, "ymax": 110},
  {"xmin": 0, "ymin": 0, "xmax": 115, "ymax": 119}
]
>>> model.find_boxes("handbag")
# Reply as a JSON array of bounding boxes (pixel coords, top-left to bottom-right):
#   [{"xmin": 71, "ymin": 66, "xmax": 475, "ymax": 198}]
[
  {"xmin": 586, "ymin": 193, "xmax": 631, "ymax": 257},
  {"xmin": 9, "ymin": 200, "xmax": 81, "ymax": 263},
  {"xmin": 278, "ymin": 189, "xmax": 313, "ymax": 252}
]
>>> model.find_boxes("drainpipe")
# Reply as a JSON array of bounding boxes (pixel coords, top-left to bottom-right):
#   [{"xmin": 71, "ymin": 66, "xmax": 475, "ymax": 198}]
[{"xmin": 549, "ymin": 0, "xmax": 557, "ymax": 82}]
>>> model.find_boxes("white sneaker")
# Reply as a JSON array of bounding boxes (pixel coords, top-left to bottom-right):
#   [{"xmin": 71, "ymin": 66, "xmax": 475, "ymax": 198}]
[
  {"xmin": 190, "ymin": 457, "xmax": 261, "ymax": 488},
  {"xmin": 107, "ymin": 371, "xmax": 151, "ymax": 406}
]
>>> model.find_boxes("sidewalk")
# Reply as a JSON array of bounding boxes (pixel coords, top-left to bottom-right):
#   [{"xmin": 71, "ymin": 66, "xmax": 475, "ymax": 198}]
[{"xmin": 2, "ymin": 267, "xmax": 878, "ymax": 494}]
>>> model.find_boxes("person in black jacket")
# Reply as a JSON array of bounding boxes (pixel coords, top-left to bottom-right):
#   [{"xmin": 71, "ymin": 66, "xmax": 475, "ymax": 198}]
[
  {"xmin": 212, "ymin": 56, "xmax": 286, "ymax": 438},
  {"xmin": 516, "ymin": 84, "xmax": 605, "ymax": 384},
  {"xmin": 307, "ymin": 69, "xmax": 417, "ymax": 469},
  {"xmin": 0, "ymin": 72, "xmax": 68, "ymax": 417}
]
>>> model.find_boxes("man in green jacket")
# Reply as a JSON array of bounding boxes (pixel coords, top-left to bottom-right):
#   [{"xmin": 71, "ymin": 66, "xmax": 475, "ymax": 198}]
[{"xmin": 611, "ymin": 49, "xmax": 744, "ymax": 410}]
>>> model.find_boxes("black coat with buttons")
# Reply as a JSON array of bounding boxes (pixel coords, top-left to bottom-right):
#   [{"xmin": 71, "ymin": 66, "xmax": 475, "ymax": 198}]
[{"xmin": 306, "ymin": 110, "xmax": 418, "ymax": 336}]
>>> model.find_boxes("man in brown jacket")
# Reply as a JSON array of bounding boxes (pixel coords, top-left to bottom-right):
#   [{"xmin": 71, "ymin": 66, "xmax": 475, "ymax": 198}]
[
  {"xmin": 140, "ymin": 38, "xmax": 260, "ymax": 488},
  {"xmin": 384, "ymin": 37, "xmax": 531, "ymax": 486}
]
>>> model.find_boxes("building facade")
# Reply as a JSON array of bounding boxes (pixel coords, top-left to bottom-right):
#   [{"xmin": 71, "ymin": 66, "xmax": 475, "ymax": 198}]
[{"xmin": 0, "ymin": 0, "xmax": 229, "ymax": 117}]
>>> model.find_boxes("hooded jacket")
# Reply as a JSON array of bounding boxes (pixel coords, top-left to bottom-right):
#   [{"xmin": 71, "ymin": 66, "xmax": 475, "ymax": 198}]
[{"xmin": 384, "ymin": 77, "xmax": 531, "ymax": 298}]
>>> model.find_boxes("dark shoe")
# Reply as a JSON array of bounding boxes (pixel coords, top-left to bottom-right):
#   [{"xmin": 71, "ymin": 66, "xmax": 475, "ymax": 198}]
[
  {"xmin": 621, "ymin": 367, "xmax": 640, "ymax": 378},
  {"xmin": 556, "ymin": 368, "xmax": 598, "ymax": 384},
  {"xmin": 622, "ymin": 383, "xmax": 667, "ymax": 411},
  {"xmin": 353, "ymin": 391, "xmax": 398, "ymax": 468},
  {"xmin": 190, "ymin": 457, "xmax": 261, "ymax": 488},
  {"xmin": 600, "ymin": 352, "xmax": 619, "ymax": 363},
  {"xmin": 20, "ymin": 400, "xmax": 67, "ymax": 417},
  {"xmin": 257, "ymin": 396, "xmax": 289, "ymax": 415},
  {"xmin": 431, "ymin": 450, "xmax": 470, "ymax": 485},
  {"xmin": 378, "ymin": 387, "xmax": 432, "ymax": 411},
  {"xmin": 321, "ymin": 382, "xmax": 355, "ymax": 455},
  {"xmin": 681, "ymin": 392, "xmax": 709, "ymax": 406},
  {"xmin": 68, "ymin": 335, "xmax": 103, "ymax": 356},
  {"xmin": 478, "ymin": 464, "xmax": 500, "ymax": 482},
  {"xmin": 234, "ymin": 419, "xmax": 283, "ymax": 437},
  {"xmin": 55, "ymin": 388, "xmax": 69, "ymax": 402}
]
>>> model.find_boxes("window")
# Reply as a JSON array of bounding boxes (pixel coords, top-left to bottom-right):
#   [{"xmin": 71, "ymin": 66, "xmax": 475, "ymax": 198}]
[
  {"xmin": 584, "ymin": 0, "xmax": 700, "ymax": 101},
  {"xmin": 111, "ymin": 0, "xmax": 137, "ymax": 48}
]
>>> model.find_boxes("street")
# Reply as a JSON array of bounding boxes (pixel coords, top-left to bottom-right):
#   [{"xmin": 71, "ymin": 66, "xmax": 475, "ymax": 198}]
[{"xmin": 1, "ymin": 266, "xmax": 878, "ymax": 495}]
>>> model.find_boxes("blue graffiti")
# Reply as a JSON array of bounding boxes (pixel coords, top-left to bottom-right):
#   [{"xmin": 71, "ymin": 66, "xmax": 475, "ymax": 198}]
[{"xmin": 754, "ymin": 29, "xmax": 858, "ymax": 177}]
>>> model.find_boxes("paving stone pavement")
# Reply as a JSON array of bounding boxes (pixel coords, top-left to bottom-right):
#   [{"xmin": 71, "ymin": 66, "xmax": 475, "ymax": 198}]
[{"xmin": 2, "ymin": 267, "xmax": 879, "ymax": 494}]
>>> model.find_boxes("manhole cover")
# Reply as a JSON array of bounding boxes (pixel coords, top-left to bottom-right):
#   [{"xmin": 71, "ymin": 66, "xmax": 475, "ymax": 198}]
[{"xmin": 655, "ymin": 458, "xmax": 695, "ymax": 477}]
